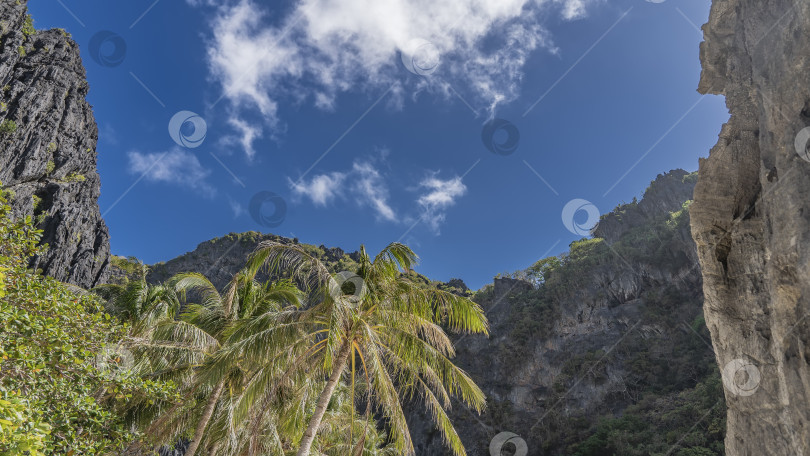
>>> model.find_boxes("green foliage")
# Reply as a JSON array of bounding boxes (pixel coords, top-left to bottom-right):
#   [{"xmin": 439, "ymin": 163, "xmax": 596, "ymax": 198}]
[
  {"xmin": 682, "ymin": 171, "xmax": 698, "ymax": 185},
  {"xmin": 45, "ymin": 160, "xmax": 54, "ymax": 175},
  {"xmin": 30, "ymin": 194, "xmax": 43, "ymax": 214},
  {"xmin": 46, "ymin": 142, "xmax": 56, "ymax": 154},
  {"xmin": 62, "ymin": 172, "xmax": 85, "ymax": 183},
  {"xmin": 0, "ymin": 189, "xmax": 178, "ymax": 454},
  {"xmin": 527, "ymin": 255, "xmax": 563, "ymax": 284},
  {"xmin": 16, "ymin": 46, "xmax": 25, "ymax": 57},
  {"xmin": 21, "ymin": 14, "xmax": 34, "ymax": 37},
  {"xmin": 0, "ymin": 389, "xmax": 50, "ymax": 456},
  {"xmin": 110, "ymin": 255, "xmax": 143, "ymax": 279},
  {"xmin": 571, "ymin": 373, "xmax": 725, "ymax": 456},
  {"xmin": 0, "ymin": 120, "xmax": 16, "ymax": 135}
]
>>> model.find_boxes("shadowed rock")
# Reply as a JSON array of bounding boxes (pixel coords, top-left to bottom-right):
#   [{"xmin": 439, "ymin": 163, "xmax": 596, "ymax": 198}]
[{"xmin": 0, "ymin": 0, "xmax": 110, "ymax": 288}]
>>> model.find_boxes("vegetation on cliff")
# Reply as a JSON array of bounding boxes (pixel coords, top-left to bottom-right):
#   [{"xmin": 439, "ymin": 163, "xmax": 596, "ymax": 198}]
[{"xmin": 462, "ymin": 196, "xmax": 725, "ymax": 456}]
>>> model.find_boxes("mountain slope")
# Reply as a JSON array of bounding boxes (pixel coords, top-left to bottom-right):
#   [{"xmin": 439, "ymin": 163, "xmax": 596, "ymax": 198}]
[{"xmin": 405, "ymin": 170, "xmax": 724, "ymax": 455}]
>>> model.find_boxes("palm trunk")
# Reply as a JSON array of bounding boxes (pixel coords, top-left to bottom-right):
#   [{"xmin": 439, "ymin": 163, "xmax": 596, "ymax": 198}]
[
  {"xmin": 186, "ymin": 379, "xmax": 226, "ymax": 456},
  {"xmin": 296, "ymin": 340, "xmax": 352, "ymax": 456}
]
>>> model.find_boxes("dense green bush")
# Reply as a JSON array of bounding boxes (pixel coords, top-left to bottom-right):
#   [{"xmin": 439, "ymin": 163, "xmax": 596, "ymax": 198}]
[
  {"xmin": 0, "ymin": 190, "xmax": 178, "ymax": 454},
  {"xmin": 0, "ymin": 120, "xmax": 17, "ymax": 135}
]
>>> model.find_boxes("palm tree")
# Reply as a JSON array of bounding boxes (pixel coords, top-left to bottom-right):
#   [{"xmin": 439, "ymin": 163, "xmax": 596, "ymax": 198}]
[
  {"xmin": 93, "ymin": 263, "xmax": 181, "ymax": 335},
  {"xmin": 149, "ymin": 270, "xmax": 304, "ymax": 456},
  {"xmin": 234, "ymin": 241, "xmax": 490, "ymax": 456}
]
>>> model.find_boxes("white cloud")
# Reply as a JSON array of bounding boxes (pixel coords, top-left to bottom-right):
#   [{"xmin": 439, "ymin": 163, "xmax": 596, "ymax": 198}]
[
  {"xmin": 290, "ymin": 171, "xmax": 346, "ymax": 206},
  {"xmin": 351, "ymin": 162, "xmax": 397, "ymax": 221},
  {"xmin": 290, "ymin": 157, "xmax": 472, "ymax": 230},
  {"xmin": 228, "ymin": 198, "xmax": 246, "ymax": 217},
  {"xmin": 199, "ymin": 0, "xmax": 598, "ymax": 154},
  {"xmin": 289, "ymin": 160, "xmax": 397, "ymax": 221},
  {"xmin": 127, "ymin": 148, "xmax": 215, "ymax": 197},
  {"xmin": 226, "ymin": 117, "xmax": 263, "ymax": 160},
  {"xmin": 417, "ymin": 175, "xmax": 467, "ymax": 232},
  {"xmin": 556, "ymin": 0, "xmax": 589, "ymax": 20}
]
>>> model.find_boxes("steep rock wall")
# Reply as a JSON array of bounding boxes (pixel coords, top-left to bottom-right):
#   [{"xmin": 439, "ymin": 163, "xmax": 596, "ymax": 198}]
[
  {"xmin": 691, "ymin": 0, "xmax": 810, "ymax": 454},
  {"xmin": 0, "ymin": 1, "xmax": 110, "ymax": 288}
]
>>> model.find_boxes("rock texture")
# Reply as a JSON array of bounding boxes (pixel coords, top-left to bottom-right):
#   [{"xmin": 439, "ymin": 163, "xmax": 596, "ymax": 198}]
[
  {"xmin": 407, "ymin": 170, "xmax": 719, "ymax": 455},
  {"xmin": 690, "ymin": 1, "xmax": 810, "ymax": 454},
  {"xmin": 0, "ymin": 1, "xmax": 110, "ymax": 288},
  {"xmin": 145, "ymin": 232, "xmax": 358, "ymax": 289},
  {"xmin": 594, "ymin": 169, "xmax": 696, "ymax": 243}
]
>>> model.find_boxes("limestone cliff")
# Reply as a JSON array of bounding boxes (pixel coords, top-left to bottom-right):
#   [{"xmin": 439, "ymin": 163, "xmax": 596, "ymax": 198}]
[
  {"xmin": 408, "ymin": 170, "xmax": 724, "ymax": 455},
  {"xmin": 0, "ymin": 1, "xmax": 110, "ymax": 288},
  {"xmin": 690, "ymin": 0, "xmax": 810, "ymax": 454}
]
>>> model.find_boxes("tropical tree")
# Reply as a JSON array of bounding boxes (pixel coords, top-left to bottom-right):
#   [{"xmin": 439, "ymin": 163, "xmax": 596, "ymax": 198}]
[
  {"xmin": 93, "ymin": 266, "xmax": 181, "ymax": 336},
  {"xmin": 139, "ymin": 270, "xmax": 303, "ymax": 456},
  {"xmin": 224, "ymin": 241, "xmax": 489, "ymax": 456}
]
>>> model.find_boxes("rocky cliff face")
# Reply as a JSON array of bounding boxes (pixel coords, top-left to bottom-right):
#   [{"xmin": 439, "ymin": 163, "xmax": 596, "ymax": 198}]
[
  {"xmin": 0, "ymin": 1, "xmax": 110, "ymax": 288},
  {"xmin": 690, "ymin": 1, "xmax": 810, "ymax": 454},
  {"xmin": 145, "ymin": 232, "xmax": 360, "ymax": 289},
  {"xmin": 594, "ymin": 169, "xmax": 696, "ymax": 244},
  {"xmin": 406, "ymin": 170, "xmax": 725, "ymax": 455}
]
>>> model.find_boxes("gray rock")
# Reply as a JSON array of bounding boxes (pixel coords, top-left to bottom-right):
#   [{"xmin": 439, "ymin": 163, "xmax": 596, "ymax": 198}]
[
  {"xmin": 691, "ymin": 0, "xmax": 810, "ymax": 454},
  {"xmin": 594, "ymin": 169, "xmax": 696, "ymax": 244},
  {"xmin": 0, "ymin": 0, "xmax": 110, "ymax": 288}
]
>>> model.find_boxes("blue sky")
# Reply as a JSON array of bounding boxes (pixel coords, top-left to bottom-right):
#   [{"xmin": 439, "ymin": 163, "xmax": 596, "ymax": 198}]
[{"xmin": 30, "ymin": 0, "xmax": 727, "ymax": 289}]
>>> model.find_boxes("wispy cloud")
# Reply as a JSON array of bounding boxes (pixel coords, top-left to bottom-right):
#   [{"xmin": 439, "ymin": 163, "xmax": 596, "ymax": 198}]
[
  {"xmin": 290, "ymin": 171, "xmax": 346, "ymax": 206},
  {"xmin": 351, "ymin": 162, "xmax": 396, "ymax": 222},
  {"xmin": 228, "ymin": 197, "xmax": 246, "ymax": 217},
  {"xmin": 197, "ymin": 0, "xmax": 599, "ymax": 156},
  {"xmin": 290, "ymin": 156, "xmax": 469, "ymax": 231},
  {"xmin": 225, "ymin": 118, "xmax": 263, "ymax": 160},
  {"xmin": 290, "ymin": 159, "xmax": 396, "ymax": 221},
  {"xmin": 417, "ymin": 175, "xmax": 467, "ymax": 233},
  {"xmin": 127, "ymin": 148, "xmax": 215, "ymax": 196}
]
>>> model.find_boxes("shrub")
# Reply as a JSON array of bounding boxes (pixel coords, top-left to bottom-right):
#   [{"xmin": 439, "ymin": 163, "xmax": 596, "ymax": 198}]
[
  {"xmin": 21, "ymin": 14, "xmax": 34, "ymax": 37},
  {"xmin": 0, "ymin": 189, "xmax": 179, "ymax": 454},
  {"xmin": 63, "ymin": 172, "xmax": 86, "ymax": 183},
  {"xmin": 0, "ymin": 119, "xmax": 17, "ymax": 135}
]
